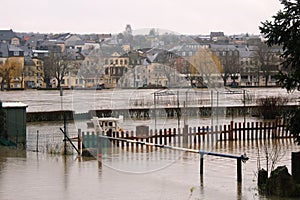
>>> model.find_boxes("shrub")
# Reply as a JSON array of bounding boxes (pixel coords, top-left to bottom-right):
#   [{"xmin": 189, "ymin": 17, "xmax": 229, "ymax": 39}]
[{"xmin": 256, "ymin": 96, "xmax": 289, "ymax": 119}]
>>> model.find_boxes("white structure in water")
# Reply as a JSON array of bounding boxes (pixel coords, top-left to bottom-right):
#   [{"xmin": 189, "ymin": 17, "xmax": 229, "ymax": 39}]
[{"xmin": 88, "ymin": 116, "xmax": 124, "ymax": 134}]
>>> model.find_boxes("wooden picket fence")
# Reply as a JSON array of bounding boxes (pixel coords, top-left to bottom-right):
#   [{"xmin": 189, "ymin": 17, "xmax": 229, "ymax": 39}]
[{"xmin": 78, "ymin": 120, "xmax": 291, "ymax": 153}]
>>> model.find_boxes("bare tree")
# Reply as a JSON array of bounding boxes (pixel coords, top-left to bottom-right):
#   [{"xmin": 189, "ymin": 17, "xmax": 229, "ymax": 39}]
[
  {"xmin": 42, "ymin": 50, "xmax": 70, "ymax": 89},
  {"xmin": 253, "ymin": 43, "xmax": 281, "ymax": 86},
  {"xmin": 256, "ymin": 96, "xmax": 289, "ymax": 119},
  {"xmin": 257, "ymin": 140, "xmax": 285, "ymax": 179},
  {"xmin": 189, "ymin": 48, "xmax": 223, "ymax": 88},
  {"xmin": 223, "ymin": 51, "xmax": 240, "ymax": 86}
]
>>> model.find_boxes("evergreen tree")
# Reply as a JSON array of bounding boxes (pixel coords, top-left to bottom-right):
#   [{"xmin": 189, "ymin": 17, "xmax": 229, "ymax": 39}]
[{"xmin": 260, "ymin": 0, "xmax": 300, "ymax": 144}]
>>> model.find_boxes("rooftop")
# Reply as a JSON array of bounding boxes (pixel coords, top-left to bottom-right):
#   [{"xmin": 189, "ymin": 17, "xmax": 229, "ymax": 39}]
[{"xmin": 1, "ymin": 101, "xmax": 28, "ymax": 108}]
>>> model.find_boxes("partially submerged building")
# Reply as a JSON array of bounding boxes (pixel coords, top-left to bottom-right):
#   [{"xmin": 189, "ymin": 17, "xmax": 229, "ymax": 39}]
[{"xmin": 0, "ymin": 101, "xmax": 27, "ymax": 147}]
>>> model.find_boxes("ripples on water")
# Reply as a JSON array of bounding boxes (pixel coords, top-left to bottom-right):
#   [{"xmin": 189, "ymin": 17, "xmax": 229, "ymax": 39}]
[
  {"xmin": 0, "ymin": 137, "xmax": 298, "ymax": 200},
  {"xmin": 1, "ymin": 89, "xmax": 300, "ymax": 199}
]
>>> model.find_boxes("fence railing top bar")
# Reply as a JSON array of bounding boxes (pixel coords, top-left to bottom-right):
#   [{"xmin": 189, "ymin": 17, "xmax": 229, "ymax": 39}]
[
  {"xmin": 98, "ymin": 135, "xmax": 249, "ymax": 162},
  {"xmin": 204, "ymin": 151, "xmax": 249, "ymax": 161}
]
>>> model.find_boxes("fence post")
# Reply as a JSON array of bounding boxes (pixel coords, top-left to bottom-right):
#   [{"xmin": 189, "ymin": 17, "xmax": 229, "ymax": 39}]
[
  {"xmin": 197, "ymin": 127, "xmax": 201, "ymax": 144},
  {"xmin": 242, "ymin": 122, "xmax": 246, "ymax": 141},
  {"xmin": 237, "ymin": 158, "xmax": 242, "ymax": 183},
  {"xmin": 78, "ymin": 129, "xmax": 81, "ymax": 155},
  {"xmin": 183, "ymin": 125, "xmax": 188, "ymax": 148},
  {"xmin": 200, "ymin": 152, "xmax": 204, "ymax": 176},
  {"xmin": 147, "ymin": 130, "xmax": 151, "ymax": 151},
  {"xmin": 173, "ymin": 128, "xmax": 176, "ymax": 145},
  {"xmin": 229, "ymin": 121, "xmax": 233, "ymax": 140},
  {"xmin": 164, "ymin": 129, "xmax": 167, "ymax": 145},
  {"xmin": 234, "ymin": 122, "xmax": 238, "ymax": 140},
  {"xmin": 255, "ymin": 122, "xmax": 259, "ymax": 139},
  {"xmin": 177, "ymin": 128, "xmax": 181, "ymax": 147},
  {"xmin": 168, "ymin": 128, "xmax": 172, "ymax": 144},
  {"xmin": 121, "ymin": 131, "xmax": 124, "ymax": 148},
  {"xmin": 36, "ymin": 130, "xmax": 39, "ymax": 152},
  {"xmin": 193, "ymin": 127, "xmax": 197, "ymax": 147},
  {"xmin": 131, "ymin": 130, "xmax": 134, "ymax": 151},
  {"xmin": 154, "ymin": 129, "xmax": 158, "ymax": 149},
  {"xmin": 246, "ymin": 122, "xmax": 250, "ymax": 140},
  {"xmin": 86, "ymin": 132, "xmax": 90, "ymax": 148},
  {"xmin": 267, "ymin": 122, "xmax": 271, "ymax": 139},
  {"xmin": 159, "ymin": 129, "xmax": 163, "ymax": 145},
  {"xmin": 292, "ymin": 152, "xmax": 300, "ymax": 184},
  {"xmin": 220, "ymin": 125, "xmax": 224, "ymax": 141},
  {"xmin": 189, "ymin": 127, "xmax": 193, "ymax": 147},
  {"xmin": 251, "ymin": 122, "xmax": 254, "ymax": 140},
  {"xmin": 97, "ymin": 134, "xmax": 102, "ymax": 161},
  {"xmin": 238, "ymin": 122, "xmax": 242, "ymax": 140},
  {"xmin": 126, "ymin": 131, "xmax": 129, "ymax": 151},
  {"xmin": 272, "ymin": 121, "xmax": 277, "ymax": 138},
  {"xmin": 263, "ymin": 122, "xmax": 267, "ymax": 139}
]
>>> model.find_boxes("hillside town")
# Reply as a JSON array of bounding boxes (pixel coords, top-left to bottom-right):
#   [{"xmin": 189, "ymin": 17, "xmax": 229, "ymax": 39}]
[{"xmin": 0, "ymin": 25, "xmax": 285, "ymax": 90}]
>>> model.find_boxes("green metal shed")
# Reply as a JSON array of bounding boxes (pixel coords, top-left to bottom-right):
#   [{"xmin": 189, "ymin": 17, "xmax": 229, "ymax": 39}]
[{"xmin": 0, "ymin": 101, "xmax": 27, "ymax": 148}]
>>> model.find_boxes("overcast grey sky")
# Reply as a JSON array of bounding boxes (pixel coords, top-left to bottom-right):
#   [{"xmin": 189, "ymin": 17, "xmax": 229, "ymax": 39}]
[{"xmin": 1, "ymin": 0, "xmax": 283, "ymax": 35}]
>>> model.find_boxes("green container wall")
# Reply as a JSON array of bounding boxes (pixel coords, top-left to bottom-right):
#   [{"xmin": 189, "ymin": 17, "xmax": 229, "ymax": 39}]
[{"xmin": 2, "ymin": 106, "xmax": 26, "ymax": 146}]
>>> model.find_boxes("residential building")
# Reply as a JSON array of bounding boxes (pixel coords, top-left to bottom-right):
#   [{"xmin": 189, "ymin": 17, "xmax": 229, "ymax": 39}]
[
  {"xmin": 0, "ymin": 29, "xmax": 20, "ymax": 45},
  {"xmin": 102, "ymin": 52, "xmax": 129, "ymax": 88},
  {"xmin": 209, "ymin": 44, "xmax": 240, "ymax": 86},
  {"xmin": 23, "ymin": 56, "xmax": 45, "ymax": 88}
]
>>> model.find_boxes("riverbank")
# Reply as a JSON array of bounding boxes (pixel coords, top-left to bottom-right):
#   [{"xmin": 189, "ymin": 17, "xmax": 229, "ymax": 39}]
[
  {"xmin": 25, "ymin": 104, "xmax": 298, "ymax": 122},
  {"xmin": 0, "ymin": 87, "xmax": 298, "ymax": 121}
]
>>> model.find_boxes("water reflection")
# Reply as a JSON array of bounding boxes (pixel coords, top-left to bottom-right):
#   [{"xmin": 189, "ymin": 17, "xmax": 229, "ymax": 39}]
[{"xmin": 0, "ymin": 138, "xmax": 298, "ymax": 200}]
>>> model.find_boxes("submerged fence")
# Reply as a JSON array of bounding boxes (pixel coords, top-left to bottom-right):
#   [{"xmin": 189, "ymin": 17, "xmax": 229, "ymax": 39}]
[
  {"xmin": 78, "ymin": 120, "xmax": 290, "ymax": 183},
  {"xmin": 25, "ymin": 120, "xmax": 291, "ymax": 154},
  {"xmin": 26, "ymin": 130, "xmax": 65, "ymax": 153},
  {"xmin": 80, "ymin": 120, "xmax": 291, "ymax": 151}
]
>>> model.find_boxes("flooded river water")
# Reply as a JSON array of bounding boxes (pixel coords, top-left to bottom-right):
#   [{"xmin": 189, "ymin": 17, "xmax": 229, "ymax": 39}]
[
  {"xmin": 0, "ymin": 137, "xmax": 299, "ymax": 200},
  {"xmin": 0, "ymin": 88, "xmax": 300, "ymax": 199},
  {"xmin": 0, "ymin": 87, "xmax": 299, "ymax": 113}
]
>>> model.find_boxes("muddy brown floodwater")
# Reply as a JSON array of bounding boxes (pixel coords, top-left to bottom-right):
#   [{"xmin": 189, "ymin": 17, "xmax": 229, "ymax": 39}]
[{"xmin": 0, "ymin": 137, "xmax": 299, "ymax": 200}]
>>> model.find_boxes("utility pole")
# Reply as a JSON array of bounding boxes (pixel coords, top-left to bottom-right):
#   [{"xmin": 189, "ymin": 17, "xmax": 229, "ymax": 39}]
[{"xmin": 60, "ymin": 87, "xmax": 67, "ymax": 155}]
